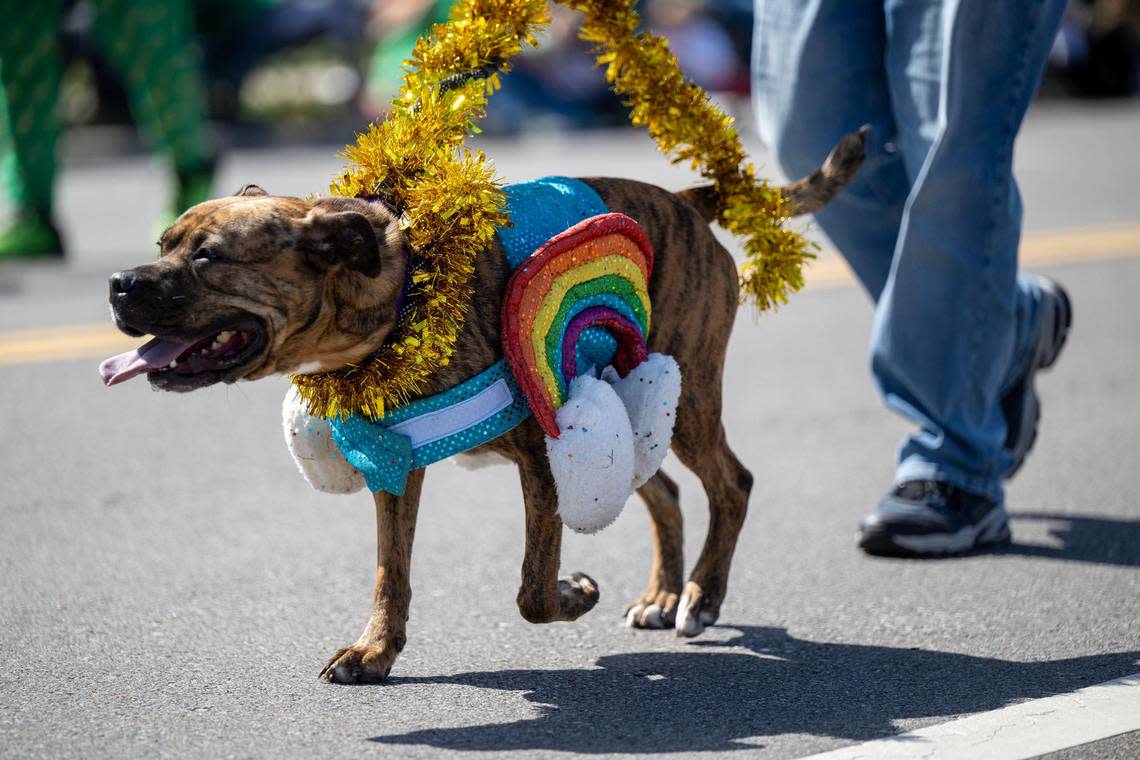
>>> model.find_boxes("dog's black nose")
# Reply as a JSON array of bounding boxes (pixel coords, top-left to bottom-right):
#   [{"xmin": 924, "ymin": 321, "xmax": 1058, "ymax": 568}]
[{"xmin": 109, "ymin": 271, "xmax": 138, "ymax": 298}]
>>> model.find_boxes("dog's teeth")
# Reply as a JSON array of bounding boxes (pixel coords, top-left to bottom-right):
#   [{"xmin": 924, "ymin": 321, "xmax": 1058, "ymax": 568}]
[
  {"xmin": 168, "ymin": 360, "xmax": 178, "ymax": 368},
  {"xmin": 207, "ymin": 331, "xmax": 233, "ymax": 353}
]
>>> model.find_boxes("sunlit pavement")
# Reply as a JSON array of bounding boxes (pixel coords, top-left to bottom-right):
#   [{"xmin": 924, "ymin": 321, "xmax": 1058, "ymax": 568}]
[{"xmin": 2, "ymin": 100, "xmax": 1139, "ymax": 759}]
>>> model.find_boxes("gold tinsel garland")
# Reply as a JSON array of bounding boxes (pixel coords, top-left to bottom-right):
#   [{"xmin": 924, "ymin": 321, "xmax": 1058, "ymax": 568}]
[
  {"xmin": 292, "ymin": 0, "xmax": 550, "ymax": 420},
  {"xmin": 563, "ymin": 0, "xmax": 811, "ymax": 309},
  {"xmin": 293, "ymin": 0, "xmax": 810, "ymax": 420}
]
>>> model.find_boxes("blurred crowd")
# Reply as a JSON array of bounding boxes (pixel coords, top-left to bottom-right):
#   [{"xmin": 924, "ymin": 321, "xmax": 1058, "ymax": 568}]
[
  {"xmin": 1050, "ymin": 0, "xmax": 1140, "ymax": 96},
  {"xmin": 1, "ymin": 0, "xmax": 1137, "ymax": 258}
]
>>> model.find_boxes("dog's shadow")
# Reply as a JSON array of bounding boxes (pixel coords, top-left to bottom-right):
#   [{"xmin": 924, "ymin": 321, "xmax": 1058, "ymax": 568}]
[{"xmin": 371, "ymin": 625, "xmax": 1140, "ymax": 754}]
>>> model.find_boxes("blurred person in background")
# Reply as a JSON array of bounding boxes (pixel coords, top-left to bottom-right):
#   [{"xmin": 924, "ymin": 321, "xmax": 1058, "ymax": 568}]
[
  {"xmin": 195, "ymin": 0, "xmax": 367, "ymax": 120},
  {"xmin": 480, "ymin": 3, "xmax": 623, "ymax": 132},
  {"xmin": 1050, "ymin": 0, "xmax": 1138, "ymax": 96},
  {"xmin": 364, "ymin": 0, "xmax": 620, "ymax": 131},
  {"xmin": 752, "ymin": 1, "xmax": 1074, "ymax": 557},
  {"xmin": 362, "ymin": 0, "xmax": 750, "ymax": 132},
  {"xmin": 0, "ymin": 0, "xmax": 215, "ymax": 259},
  {"xmin": 647, "ymin": 0, "xmax": 746, "ymax": 94}
]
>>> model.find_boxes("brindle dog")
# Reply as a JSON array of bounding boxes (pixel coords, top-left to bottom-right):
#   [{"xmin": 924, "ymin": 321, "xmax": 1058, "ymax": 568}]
[{"xmin": 105, "ymin": 130, "xmax": 864, "ymax": 683}]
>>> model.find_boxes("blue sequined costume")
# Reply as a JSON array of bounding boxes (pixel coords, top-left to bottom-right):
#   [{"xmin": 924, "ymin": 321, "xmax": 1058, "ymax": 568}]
[{"xmin": 328, "ymin": 177, "xmax": 616, "ymax": 495}]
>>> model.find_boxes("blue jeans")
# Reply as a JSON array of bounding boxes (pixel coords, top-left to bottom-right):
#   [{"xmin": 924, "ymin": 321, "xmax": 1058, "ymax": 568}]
[{"xmin": 752, "ymin": 0, "xmax": 1067, "ymax": 503}]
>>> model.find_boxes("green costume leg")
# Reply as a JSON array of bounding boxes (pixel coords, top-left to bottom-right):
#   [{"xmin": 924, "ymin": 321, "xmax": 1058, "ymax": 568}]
[
  {"xmin": 0, "ymin": 0, "xmax": 65, "ymax": 256},
  {"xmin": 91, "ymin": 0, "xmax": 213, "ymax": 215},
  {"xmin": 0, "ymin": 0, "xmax": 62, "ymax": 214}
]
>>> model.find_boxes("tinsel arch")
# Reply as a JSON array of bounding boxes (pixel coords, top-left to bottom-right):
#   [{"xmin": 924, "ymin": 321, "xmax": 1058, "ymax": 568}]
[{"xmin": 292, "ymin": 0, "xmax": 812, "ymax": 420}]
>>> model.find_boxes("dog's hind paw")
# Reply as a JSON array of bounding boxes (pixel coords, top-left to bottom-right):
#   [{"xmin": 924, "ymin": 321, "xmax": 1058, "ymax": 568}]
[
  {"xmin": 624, "ymin": 591, "xmax": 679, "ymax": 630},
  {"xmin": 319, "ymin": 643, "xmax": 398, "ymax": 684},
  {"xmin": 674, "ymin": 582, "xmax": 720, "ymax": 638}
]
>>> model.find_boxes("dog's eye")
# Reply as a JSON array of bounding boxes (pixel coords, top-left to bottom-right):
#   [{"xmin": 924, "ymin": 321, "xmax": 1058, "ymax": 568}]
[{"xmin": 192, "ymin": 247, "xmax": 221, "ymax": 264}]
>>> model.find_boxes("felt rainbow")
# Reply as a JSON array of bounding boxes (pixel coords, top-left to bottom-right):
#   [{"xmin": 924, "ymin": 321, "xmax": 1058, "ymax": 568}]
[{"xmin": 502, "ymin": 213, "xmax": 654, "ymax": 438}]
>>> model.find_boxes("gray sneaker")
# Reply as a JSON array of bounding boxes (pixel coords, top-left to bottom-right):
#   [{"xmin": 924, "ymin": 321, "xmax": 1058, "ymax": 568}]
[
  {"xmin": 859, "ymin": 480, "xmax": 1010, "ymax": 557},
  {"xmin": 1002, "ymin": 275, "xmax": 1072, "ymax": 478}
]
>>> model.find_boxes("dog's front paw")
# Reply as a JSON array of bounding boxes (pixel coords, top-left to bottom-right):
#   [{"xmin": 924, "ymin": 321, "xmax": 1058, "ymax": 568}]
[
  {"xmin": 558, "ymin": 572, "xmax": 600, "ymax": 620},
  {"xmin": 624, "ymin": 590, "xmax": 679, "ymax": 630},
  {"xmin": 674, "ymin": 582, "xmax": 720, "ymax": 638},
  {"xmin": 319, "ymin": 642, "xmax": 399, "ymax": 684}
]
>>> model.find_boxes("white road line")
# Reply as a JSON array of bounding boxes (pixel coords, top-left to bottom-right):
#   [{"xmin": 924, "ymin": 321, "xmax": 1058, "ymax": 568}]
[{"xmin": 799, "ymin": 672, "xmax": 1140, "ymax": 760}]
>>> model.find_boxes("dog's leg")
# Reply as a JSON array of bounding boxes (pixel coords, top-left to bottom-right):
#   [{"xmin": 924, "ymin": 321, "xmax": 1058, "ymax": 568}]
[
  {"xmin": 624, "ymin": 469, "xmax": 684, "ymax": 629},
  {"xmin": 515, "ymin": 451, "xmax": 601, "ymax": 623},
  {"xmin": 320, "ymin": 469, "xmax": 423, "ymax": 684},
  {"xmin": 671, "ymin": 398, "xmax": 753, "ymax": 638}
]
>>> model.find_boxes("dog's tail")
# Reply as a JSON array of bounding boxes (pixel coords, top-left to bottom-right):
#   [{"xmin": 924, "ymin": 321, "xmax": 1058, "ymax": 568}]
[{"xmin": 676, "ymin": 126, "xmax": 868, "ymax": 223}]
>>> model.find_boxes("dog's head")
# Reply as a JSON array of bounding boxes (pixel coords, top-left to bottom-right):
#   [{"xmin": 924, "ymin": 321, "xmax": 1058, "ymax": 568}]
[{"xmin": 101, "ymin": 185, "xmax": 408, "ymax": 391}]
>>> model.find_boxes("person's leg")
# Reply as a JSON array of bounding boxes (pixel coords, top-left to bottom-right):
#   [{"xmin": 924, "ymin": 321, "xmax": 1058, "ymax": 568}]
[
  {"xmin": 752, "ymin": 0, "xmax": 907, "ymax": 300},
  {"xmin": 858, "ymin": 0, "xmax": 1069, "ymax": 554},
  {"xmin": 90, "ymin": 0, "xmax": 214, "ymax": 218},
  {"xmin": 0, "ymin": 0, "xmax": 65, "ymax": 257}
]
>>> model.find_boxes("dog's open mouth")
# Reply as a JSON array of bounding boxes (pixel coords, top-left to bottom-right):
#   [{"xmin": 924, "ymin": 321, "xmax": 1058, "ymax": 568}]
[{"xmin": 99, "ymin": 321, "xmax": 268, "ymax": 391}]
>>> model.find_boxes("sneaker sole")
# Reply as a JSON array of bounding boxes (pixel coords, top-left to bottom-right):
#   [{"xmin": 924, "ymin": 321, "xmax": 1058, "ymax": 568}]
[
  {"xmin": 1005, "ymin": 276, "xmax": 1072, "ymax": 478},
  {"xmin": 858, "ymin": 505, "xmax": 1011, "ymax": 558}
]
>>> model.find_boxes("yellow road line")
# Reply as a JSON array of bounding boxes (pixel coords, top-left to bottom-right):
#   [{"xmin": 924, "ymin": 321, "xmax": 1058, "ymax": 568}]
[
  {"xmin": 0, "ymin": 324, "xmax": 139, "ymax": 366},
  {"xmin": 804, "ymin": 220, "xmax": 1140, "ymax": 289},
  {"xmin": 1, "ymin": 221, "xmax": 1138, "ymax": 368}
]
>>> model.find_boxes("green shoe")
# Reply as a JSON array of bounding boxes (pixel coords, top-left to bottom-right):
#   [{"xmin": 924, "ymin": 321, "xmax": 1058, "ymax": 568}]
[
  {"xmin": 154, "ymin": 158, "xmax": 217, "ymax": 235},
  {"xmin": 0, "ymin": 209, "xmax": 64, "ymax": 259},
  {"xmin": 174, "ymin": 158, "xmax": 215, "ymax": 212}
]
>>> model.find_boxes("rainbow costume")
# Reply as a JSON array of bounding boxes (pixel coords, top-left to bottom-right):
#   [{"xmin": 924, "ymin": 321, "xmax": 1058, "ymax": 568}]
[{"xmin": 284, "ymin": 177, "xmax": 681, "ymax": 533}]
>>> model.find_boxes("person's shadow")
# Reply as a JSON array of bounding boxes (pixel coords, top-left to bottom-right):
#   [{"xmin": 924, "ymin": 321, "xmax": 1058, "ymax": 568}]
[
  {"xmin": 1003, "ymin": 511, "xmax": 1140, "ymax": 566},
  {"xmin": 369, "ymin": 626, "xmax": 1140, "ymax": 754}
]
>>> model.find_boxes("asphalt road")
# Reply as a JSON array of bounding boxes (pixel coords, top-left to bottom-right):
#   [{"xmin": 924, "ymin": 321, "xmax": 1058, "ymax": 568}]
[{"xmin": 2, "ymin": 100, "xmax": 1139, "ymax": 759}]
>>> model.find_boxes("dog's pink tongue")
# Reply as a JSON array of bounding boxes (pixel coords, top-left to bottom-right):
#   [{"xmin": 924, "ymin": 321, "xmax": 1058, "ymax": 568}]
[{"xmin": 99, "ymin": 337, "xmax": 192, "ymax": 387}]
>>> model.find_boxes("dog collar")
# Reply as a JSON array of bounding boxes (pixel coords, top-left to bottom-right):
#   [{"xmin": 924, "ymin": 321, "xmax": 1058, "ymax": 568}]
[{"xmin": 360, "ymin": 196, "xmax": 413, "ymax": 317}]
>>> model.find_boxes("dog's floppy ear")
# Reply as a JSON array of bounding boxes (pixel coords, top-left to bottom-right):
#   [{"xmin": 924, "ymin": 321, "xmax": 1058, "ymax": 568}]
[
  {"xmin": 298, "ymin": 209, "xmax": 382, "ymax": 278},
  {"xmin": 234, "ymin": 184, "xmax": 268, "ymax": 197}
]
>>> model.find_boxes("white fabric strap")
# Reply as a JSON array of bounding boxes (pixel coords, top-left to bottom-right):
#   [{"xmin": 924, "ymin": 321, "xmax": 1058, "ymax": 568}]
[{"xmin": 387, "ymin": 377, "xmax": 515, "ymax": 449}]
